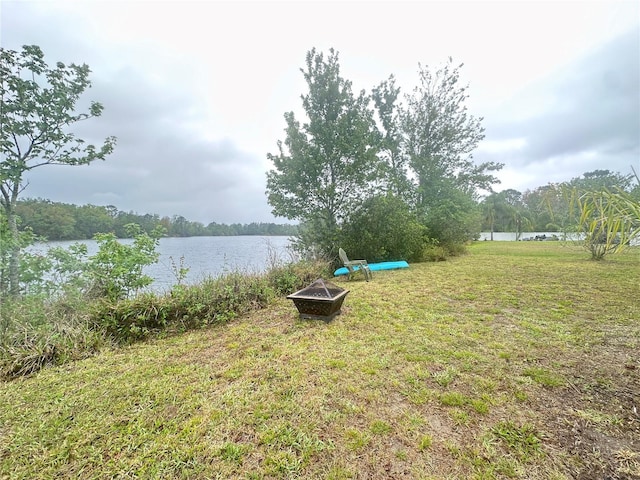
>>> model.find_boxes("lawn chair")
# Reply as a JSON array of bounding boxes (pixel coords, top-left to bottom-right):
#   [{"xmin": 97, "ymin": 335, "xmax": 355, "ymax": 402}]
[{"xmin": 338, "ymin": 248, "xmax": 372, "ymax": 282}]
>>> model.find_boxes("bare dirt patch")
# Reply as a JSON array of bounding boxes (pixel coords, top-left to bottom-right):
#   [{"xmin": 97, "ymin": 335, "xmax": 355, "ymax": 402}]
[{"xmin": 531, "ymin": 348, "xmax": 640, "ymax": 479}]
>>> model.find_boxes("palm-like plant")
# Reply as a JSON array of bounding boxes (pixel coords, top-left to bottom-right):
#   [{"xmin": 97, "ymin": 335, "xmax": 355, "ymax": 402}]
[{"xmin": 568, "ymin": 187, "xmax": 640, "ymax": 260}]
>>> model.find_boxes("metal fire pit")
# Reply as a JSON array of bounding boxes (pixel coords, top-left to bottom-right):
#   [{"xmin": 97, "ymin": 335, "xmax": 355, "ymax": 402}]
[{"xmin": 286, "ymin": 278, "xmax": 349, "ymax": 321}]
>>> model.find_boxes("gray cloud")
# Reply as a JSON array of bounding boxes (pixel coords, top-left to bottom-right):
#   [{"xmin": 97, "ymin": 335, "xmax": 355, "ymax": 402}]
[
  {"xmin": 22, "ymin": 74, "xmax": 274, "ymax": 223},
  {"xmin": 479, "ymin": 26, "xmax": 639, "ymax": 188},
  {"xmin": 23, "ymin": 94, "xmax": 272, "ymax": 223},
  {"xmin": 4, "ymin": 2, "xmax": 276, "ymax": 224},
  {"xmin": 4, "ymin": 1, "xmax": 639, "ymax": 214}
]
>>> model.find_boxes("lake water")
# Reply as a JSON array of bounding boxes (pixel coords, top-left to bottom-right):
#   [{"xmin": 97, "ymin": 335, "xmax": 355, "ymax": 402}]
[
  {"xmin": 478, "ymin": 232, "xmax": 563, "ymax": 241},
  {"xmin": 30, "ymin": 231, "xmax": 628, "ymax": 292},
  {"xmin": 478, "ymin": 232, "xmax": 640, "ymax": 244},
  {"xmin": 30, "ymin": 236, "xmax": 295, "ymax": 292}
]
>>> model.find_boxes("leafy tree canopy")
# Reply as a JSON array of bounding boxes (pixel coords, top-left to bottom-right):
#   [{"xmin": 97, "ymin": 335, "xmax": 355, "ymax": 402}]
[
  {"xmin": 401, "ymin": 59, "xmax": 501, "ymax": 210},
  {"xmin": 267, "ymin": 50, "xmax": 501, "ymax": 258},
  {"xmin": 1, "ymin": 44, "xmax": 116, "ymax": 296},
  {"xmin": 266, "ymin": 48, "xmax": 380, "ymax": 257},
  {"xmin": 569, "ymin": 169, "xmax": 634, "ymax": 193},
  {"xmin": 13, "ymin": 198, "xmax": 298, "ymax": 240}
]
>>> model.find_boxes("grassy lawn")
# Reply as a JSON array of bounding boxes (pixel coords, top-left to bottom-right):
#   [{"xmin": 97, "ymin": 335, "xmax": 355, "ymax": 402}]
[{"xmin": 1, "ymin": 242, "xmax": 638, "ymax": 479}]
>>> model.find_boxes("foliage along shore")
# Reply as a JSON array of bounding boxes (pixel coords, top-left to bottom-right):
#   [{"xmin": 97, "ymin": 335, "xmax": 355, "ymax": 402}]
[
  {"xmin": 0, "ymin": 254, "xmax": 328, "ymax": 379},
  {"xmin": 14, "ymin": 198, "xmax": 298, "ymax": 240},
  {"xmin": 1, "ymin": 242, "xmax": 638, "ymax": 479}
]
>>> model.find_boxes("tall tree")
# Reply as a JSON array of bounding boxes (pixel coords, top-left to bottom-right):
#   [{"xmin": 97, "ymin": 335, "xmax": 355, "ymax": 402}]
[
  {"xmin": 372, "ymin": 76, "xmax": 412, "ymax": 201},
  {"xmin": 481, "ymin": 194, "xmax": 499, "ymax": 240},
  {"xmin": 481, "ymin": 191, "xmax": 513, "ymax": 238},
  {"xmin": 569, "ymin": 169, "xmax": 633, "ymax": 193},
  {"xmin": 266, "ymin": 48, "xmax": 379, "ymax": 256},
  {"xmin": 75, "ymin": 204, "xmax": 115, "ymax": 239},
  {"xmin": 523, "ymin": 183, "xmax": 568, "ymax": 231},
  {"xmin": 401, "ymin": 59, "xmax": 501, "ymax": 211},
  {"xmin": 0, "ymin": 45, "xmax": 115, "ymax": 296},
  {"xmin": 398, "ymin": 59, "xmax": 501, "ymax": 245}
]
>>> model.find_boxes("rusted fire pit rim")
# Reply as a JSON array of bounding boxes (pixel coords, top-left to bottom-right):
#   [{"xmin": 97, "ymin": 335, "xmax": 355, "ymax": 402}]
[{"xmin": 286, "ymin": 278, "xmax": 349, "ymax": 301}]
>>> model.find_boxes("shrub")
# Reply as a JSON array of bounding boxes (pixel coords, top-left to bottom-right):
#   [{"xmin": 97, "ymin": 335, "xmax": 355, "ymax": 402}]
[
  {"xmin": 567, "ymin": 187, "xmax": 640, "ymax": 260},
  {"xmin": 340, "ymin": 195, "xmax": 427, "ymax": 264},
  {"xmin": 267, "ymin": 259, "xmax": 332, "ymax": 295},
  {"xmin": 443, "ymin": 242, "xmax": 468, "ymax": 257},
  {"xmin": 90, "ymin": 272, "xmax": 275, "ymax": 342},
  {"xmin": 91, "ymin": 260, "xmax": 329, "ymax": 343},
  {"xmin": 85, "ymin": 224, "xmax": 163, "ymax": 300},
  {"xmin": 422, "ymin": 187, "xmax": 481, "ymax": 251},
  {"xmin": 0, "ymin": 294, "xmax": 107, "ymax": 379},
  {"xmin": 421, "ymin": 239, "xmax": 448, "ymax": 262},
  {"xmin": 8, "ymin": 223, "xmax": 164, "ymax": 301}
]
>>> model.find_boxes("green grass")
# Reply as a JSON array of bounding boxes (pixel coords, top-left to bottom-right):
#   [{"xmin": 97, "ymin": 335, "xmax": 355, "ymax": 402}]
[{"xmin": 1, "ymin": 242, "xmax": 639, "ymax": 479}]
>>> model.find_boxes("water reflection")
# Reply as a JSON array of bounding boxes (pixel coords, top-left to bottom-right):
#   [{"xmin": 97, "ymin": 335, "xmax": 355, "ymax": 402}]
[{"xmin": 30, "ymin": 236, "xmax": 294, "ymax": 293}]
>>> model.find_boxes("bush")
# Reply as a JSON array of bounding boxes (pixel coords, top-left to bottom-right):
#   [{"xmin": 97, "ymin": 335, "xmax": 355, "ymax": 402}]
[
  {"xmin": 267, "ymin": 259, "xmax": 332, "ymax": 295},
  {"xmin": 422, "ymin": 187, "xmax": 481, "ymax": 250},
  {"xmin": 0, "ymin": 295, "xmax": 107, "ymax": 379},
  {"xmin": 421, "ymin": 240, "xmax": 448, "ymax": 262},
  {"xmin": 263, "ymin": 240, "xmax": 332, "ymax": 294},
  {"xmin": 6, "ymin": 223, "xmax": 164, "ymax": 301},
  {"xmin": 90, "ymin": 260, "xmax": 329, "ymax": 344},
  {"xmin": 85, "ymin": 224, "xmax": 163, "ymax": 300},
  {"xmin": 566, "ymin": 187, "xmax": 640, "ymax": 260},
  {"xmin": 340, "ymin": 195, "xmax": 427, "ymax": 264},
  {"xmin": 290, "ymin": 218, "xmax": 340, "ymax": 262},
  {"xmin": 90, "ymin": 273, "xmax": 274, "ymax": 343}
]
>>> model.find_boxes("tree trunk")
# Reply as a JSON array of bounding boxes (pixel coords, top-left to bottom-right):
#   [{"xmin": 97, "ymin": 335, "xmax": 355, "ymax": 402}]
[{"xmin": 7, "ymin": 206, "xmax": 20, "ymax": 296}]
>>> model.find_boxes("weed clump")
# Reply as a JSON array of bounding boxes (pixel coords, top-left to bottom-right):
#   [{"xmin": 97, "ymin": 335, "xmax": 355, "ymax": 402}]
[{"xmin": 0, "ymin": 295, "xmax": 108, "ymax": 378}]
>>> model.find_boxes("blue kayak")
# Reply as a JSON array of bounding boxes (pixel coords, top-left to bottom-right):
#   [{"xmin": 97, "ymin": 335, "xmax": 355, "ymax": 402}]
[{"xmin": 334, "ymin": 260, "xmax": 409, "ymax": 277}]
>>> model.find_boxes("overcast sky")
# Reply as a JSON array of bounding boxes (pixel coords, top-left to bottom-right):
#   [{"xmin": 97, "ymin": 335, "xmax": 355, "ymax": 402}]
[{"xmin": 2, "ymin": 0, "xmax": 639, "ymax": 224}]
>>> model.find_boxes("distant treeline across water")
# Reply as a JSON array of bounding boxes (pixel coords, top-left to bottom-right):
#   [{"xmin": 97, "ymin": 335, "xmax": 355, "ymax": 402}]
[{"xmin": 15, "ymin": 198, "xmax": 298, "ymax": 240}]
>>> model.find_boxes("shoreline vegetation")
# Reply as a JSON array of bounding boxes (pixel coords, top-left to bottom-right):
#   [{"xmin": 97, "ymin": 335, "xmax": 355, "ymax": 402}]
[
  {"xmin": 14, "ymin": 198, "xmax": 299, "ymax": 241},
  {"xmin": 1, "ymin": 242, "xmax": 638, "ymax": 479}
]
